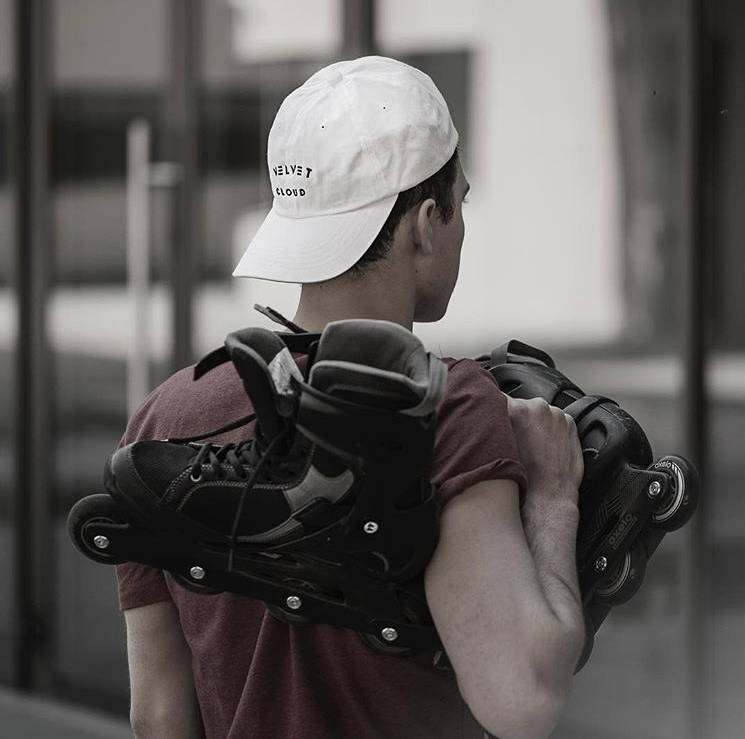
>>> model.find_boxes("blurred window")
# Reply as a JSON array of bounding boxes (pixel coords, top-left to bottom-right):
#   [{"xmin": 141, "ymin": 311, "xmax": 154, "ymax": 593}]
[
  {"xmin": 47, "ymin": 0, "xmax": 170, "ymax": 712},
  {"xmin": 194, "ymin": 0, "xmax": 343, "ymax": 340},
  {"xmin": 0, "ymin": 0, "xmax": 15, "ymax": 683},
  {"xmin": 0, "ymin": 96, "xmax": 7, "ymax": 183},
  {"xmin": 51, "ymin": 94, "xmax": 162, "ymax": 183},
  {"xmin": 710, "ymin": 0, "xmax": 745, "ymax": 350},
  {"xmin": 706, "ymin": 2, "xmax": 745, "ymax": 736}
]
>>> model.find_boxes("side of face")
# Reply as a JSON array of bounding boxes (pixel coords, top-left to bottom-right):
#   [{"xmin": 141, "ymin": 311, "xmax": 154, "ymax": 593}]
[{"xmin": 412, "ymin": 159, "xmax": 469, "ymax": 323}]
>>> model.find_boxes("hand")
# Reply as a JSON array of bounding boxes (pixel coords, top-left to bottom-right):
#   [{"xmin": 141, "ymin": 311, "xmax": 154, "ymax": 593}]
[{"xmin": 506, "ymin": 396, "xmax": 584, "ymax": 503}]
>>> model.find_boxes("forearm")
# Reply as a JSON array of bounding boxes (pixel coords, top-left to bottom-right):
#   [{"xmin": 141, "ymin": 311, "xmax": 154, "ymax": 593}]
[
  {"xmin": 520, "ymin": 487, "xmax": 585, "ymax": 679},
  {"xmin": 131, "ymin": 708, "xmax": 205, "ymax": 739},
  {"xmin": 126, "ymin": 601, "xmax": 206, "ymax": 739},
  {"xmin": 426, "ymin": 481, "xmax": 582, "ymax": 739}
]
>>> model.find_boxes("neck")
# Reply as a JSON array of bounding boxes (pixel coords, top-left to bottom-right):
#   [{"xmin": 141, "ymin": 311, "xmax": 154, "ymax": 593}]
[{"xmin": 292, "ymin": 265, "xmax": 416, "ymax": 333}]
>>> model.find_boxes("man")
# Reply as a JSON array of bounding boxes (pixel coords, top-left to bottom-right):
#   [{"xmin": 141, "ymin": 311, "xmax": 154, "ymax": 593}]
[{"xmin": 118, "ymin": 56, "xmax": 585, "ymax": 739}]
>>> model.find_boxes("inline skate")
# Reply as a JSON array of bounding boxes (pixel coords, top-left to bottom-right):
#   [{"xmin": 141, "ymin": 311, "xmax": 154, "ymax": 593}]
[
  {"xmin": 477, "ymin": 340, "xmax": 699, "ymax": 669},
  {"xmin": 68, "ymin": 319, "xmax": 448, "ymax": 651}
]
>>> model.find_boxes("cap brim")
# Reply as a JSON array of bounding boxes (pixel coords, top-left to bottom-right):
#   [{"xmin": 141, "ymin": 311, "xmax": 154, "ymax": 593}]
[{"xmin": 232, "ymin": 194, "xmax": 399, "ymax": 283}]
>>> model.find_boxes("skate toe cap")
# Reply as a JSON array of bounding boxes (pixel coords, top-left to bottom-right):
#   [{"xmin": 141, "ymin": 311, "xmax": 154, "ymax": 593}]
[{"xmin": 108, "ymin": 440, "xmax": 197, "ymax": 502}]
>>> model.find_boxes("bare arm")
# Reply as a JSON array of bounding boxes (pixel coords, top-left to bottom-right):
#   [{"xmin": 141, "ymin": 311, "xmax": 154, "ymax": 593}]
[
  {"xmin": 509, "ymin": 396, "xmax": 586, "ymax": 662},
  {"xmin": 125, "ymin": 600, "xmax": 205, "ymax": 739},
  {"xmin": 424, "ymin": 398, "xmax": 585, "ymax": 739}
]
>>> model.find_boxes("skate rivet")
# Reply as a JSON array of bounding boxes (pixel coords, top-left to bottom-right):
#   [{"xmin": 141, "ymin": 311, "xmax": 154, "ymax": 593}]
[
  {"xmin": 363, "ymin": 521, "xmax": 379, "ymax": 534},
  {"xmin": 286, "ymin": 596, "xmax": 302, "ymax": 610},
  {"xmin": 594, "ymin": 556, "xmax": 608, "ymax": 573},
  {"xmin": 648, "ymin": 481, "xmax": 662, "ymax": 498},
  {"xmin": 190, "ymin": 566, "xmax": 206, "ymax": 580},
  {"xmin": 93, "ymin": 535, "xmax": 109, "ymax": 550},
  {"xmin": 381, "ymin": 627, "xmax": 398, "ymax": 642}
]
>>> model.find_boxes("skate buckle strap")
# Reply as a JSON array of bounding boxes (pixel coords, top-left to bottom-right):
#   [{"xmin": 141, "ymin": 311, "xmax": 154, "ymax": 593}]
[
  {"xmin": 253, "ymin": 303, "xmax": 307, "ymax": 334},
  {"xmin": 563, "ymin": 395, "xmax": 616, "ymax": 425},
  {"xmin": 486, "ymin": 339, "xmax": 556, "ymax": 369},
  {"xmin": 193, "ymin": 333, "xmax": 322, "ymax": 381}
]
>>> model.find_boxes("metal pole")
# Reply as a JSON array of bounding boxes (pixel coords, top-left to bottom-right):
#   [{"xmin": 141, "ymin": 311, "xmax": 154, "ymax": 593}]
[
  {"xmin": 12, "ymin": 0, "xmax": 51, "ymax": 691},
  {"xmin": 343, "ymin": 0, "xmax": 377, "ymax": 58},
  {"xmin": 166, "ymin": 0, "xmax": 201, "ymax": 373},
  {"xmin": 684, "ymin": 0, "xmax": 713, "ymax": 736},
  {"xmin": 126, "ymin": 120, "xmax": 152, "ymax": 416}
]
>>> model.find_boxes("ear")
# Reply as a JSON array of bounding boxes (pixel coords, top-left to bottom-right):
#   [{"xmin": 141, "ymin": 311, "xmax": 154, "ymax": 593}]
[{"xmin": 413, "ymin": 198, "xmax": 437, "ymax": 255}]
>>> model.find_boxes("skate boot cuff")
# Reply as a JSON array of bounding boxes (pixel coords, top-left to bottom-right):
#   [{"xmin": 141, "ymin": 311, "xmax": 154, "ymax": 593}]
[{"xmin": 309, "ymin": 320, "xmax": 447, "ymax": 417}]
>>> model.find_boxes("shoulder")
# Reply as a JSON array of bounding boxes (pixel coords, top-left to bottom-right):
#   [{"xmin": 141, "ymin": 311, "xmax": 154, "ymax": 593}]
[
  {"xmin": 436, "ymin": 357, "xmax": 507, "ymax": 423},
  {"xmin": 123, "ymin": 361, "xmax": 244, "ymax": 444},
  {"xmin": 430, "ymin": 357, "xmax": 526, "ymax": 504},
  {"xmin": 442, "ymin": 357, "xmax": 500, "ymax": 392}
]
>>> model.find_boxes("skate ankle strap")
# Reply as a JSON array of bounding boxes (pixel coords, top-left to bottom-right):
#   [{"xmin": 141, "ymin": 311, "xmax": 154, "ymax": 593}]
[
  {"xmin": 193, "ymin": 332, "xmax": 321, "ymax": 381},
  {"xmin": 253, "ymin": 304, "xmax": 307, "ymax": 334},
  {"xmin": 480, "ymin": 339, "xmax": 556, "ymax": 369}
]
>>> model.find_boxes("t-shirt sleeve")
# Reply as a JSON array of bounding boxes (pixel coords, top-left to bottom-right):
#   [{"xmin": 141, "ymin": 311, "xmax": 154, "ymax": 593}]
[
  {"xmin": 431, "ymin": 358, "xmax": 527, "ymax": 506},
  {"xmin": 114, "ymin": 381, "xmax": 176, "ymax": 612},
  {"xmin": 116, "ymin": 561, "xmax": 172, "ymax": 611}
]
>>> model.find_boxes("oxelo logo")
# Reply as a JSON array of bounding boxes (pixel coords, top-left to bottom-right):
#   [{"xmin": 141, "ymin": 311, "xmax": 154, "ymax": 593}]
[
  {"xmin": 609, "ymin": 513, "xmax": 637, "ymax": 550},
  {"xmin": 654, "ymin": 459, "xmax": 678, "ymax": 472}
]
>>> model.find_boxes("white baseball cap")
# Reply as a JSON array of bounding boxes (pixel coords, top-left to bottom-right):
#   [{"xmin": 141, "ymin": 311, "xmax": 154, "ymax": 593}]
[{"xmin": 232, "ymin": 56, "xmax": 459, "ymax": 284}]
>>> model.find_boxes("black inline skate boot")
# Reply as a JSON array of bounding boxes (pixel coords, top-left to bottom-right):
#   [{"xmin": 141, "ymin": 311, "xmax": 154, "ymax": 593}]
[
  {"xmin": 477, "ymin": 340, "xmax": 700, "ymax": 670},
  {"xmin": 68, "ymin": 319, "xmax": 448, "ymax": 651}
]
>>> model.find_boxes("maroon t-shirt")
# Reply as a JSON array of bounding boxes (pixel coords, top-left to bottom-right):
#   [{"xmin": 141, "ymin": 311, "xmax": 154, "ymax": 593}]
[{"xmin": 116, "ymin": 351, "xmax": 526, "ymax": 739}]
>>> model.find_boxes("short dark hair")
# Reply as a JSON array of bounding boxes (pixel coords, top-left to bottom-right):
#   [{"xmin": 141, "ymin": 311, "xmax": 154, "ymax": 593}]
[{"xmin": 348, "ymin": 147, "xmax": 460, "ymax": 276}]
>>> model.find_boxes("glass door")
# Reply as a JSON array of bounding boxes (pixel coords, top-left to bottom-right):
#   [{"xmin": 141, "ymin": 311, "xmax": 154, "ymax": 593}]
[{"xmin": 48, "ymin": 0, "xmax": 173, "ymax": 710}]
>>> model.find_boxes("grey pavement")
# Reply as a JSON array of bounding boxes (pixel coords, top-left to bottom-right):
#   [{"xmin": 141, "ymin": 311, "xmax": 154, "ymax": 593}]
[{"xmin": 0, "ymin": 688, "xmax": 131, "ymax": 739}]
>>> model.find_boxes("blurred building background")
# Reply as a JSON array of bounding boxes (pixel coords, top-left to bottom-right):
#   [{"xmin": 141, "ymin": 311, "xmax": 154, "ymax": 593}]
[{"xmin": 0, "ymin": 0, "xmax": 742, "ymax": 737}]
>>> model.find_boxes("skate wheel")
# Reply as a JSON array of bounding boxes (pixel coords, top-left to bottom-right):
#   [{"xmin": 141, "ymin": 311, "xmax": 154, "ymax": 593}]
[
  {"xmin": 593, "ymin": 539, "xmax": 646, "ymax": 606},
  {"xmin": 170, "ymin": 572, "xmax": 223, "ymax": 595},
  {"xmin": 67, "ymin": 493, "xmax": 128, "ymax": 565},
  {"xmin": 649, "ymin": 455, "xmax": 699, "ymax": 532}
]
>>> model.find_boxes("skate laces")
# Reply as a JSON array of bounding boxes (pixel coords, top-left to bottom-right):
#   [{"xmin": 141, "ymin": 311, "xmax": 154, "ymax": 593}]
[
  {"xmin": 189, "ymin": 441, "xmax": 254, "ymax": 482},
  {"xmin": 173, "ymin": 408, "xmax": 299, "ymax": 567},
  {"xmin": 182, "ymin": 411, "xmax": 296, "ymax": 483},
  {"xmin": 227, "ymin": 428, "xmax": 293, "ymax": 572}
]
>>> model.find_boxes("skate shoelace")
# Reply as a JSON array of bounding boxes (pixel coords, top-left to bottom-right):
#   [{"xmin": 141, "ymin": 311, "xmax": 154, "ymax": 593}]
[
  {"xmin": 189, "ymin": 439, "xmax": 260, "ymax": 481},
  {"xmin": 172, "ymin": 412, "xmax": 297, "ymax": 567},
  {"xmin": 171, "ymin": 411, "xmax": 272, "ymax": 481},
  {"xmin": 183, "ymin": 413, "xmax": 298, "ymax": 485},
  {"xmin": 226, "ymin": 430, "xmax": 290, "ymax": 572}
]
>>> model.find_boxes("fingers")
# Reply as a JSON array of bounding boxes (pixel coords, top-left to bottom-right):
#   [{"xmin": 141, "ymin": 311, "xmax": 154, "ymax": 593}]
[
  {"xmin": 505, "ymin": 394, "xmax": 585, "ymax": 490},
  {"xmin": 507, "ymin": 396, "xmax": 575, "ymax": 429}
]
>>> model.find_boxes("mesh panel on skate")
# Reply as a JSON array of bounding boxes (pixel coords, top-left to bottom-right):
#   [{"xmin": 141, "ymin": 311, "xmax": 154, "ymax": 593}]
[{"xmin": 132, "ymin": 443, "xmax": 197, "ymax": 497}]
